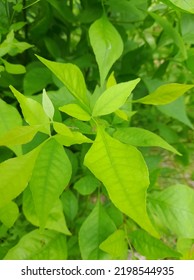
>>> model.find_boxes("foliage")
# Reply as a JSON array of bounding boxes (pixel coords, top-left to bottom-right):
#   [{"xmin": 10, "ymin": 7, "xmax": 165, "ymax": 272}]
[{"xmin": 0, "ymin": 0, "xmax": 194, "ymax": 260}]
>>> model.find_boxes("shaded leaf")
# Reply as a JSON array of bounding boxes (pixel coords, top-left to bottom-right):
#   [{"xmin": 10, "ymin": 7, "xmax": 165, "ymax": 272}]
[
  {"xmin": 74, "ymin": 175, "xmax": 100, "ymax": 195},
  {"xmin": 157, "ymin": 97, "xmax": 193, "ymax": 129},
  {"xmin": 113, "ymin": 127, "xmax": 181, "ymax": 155},
  {"xmin": 129, "ymin": 229, "xmax": 181, "ymax": 259},
  {"xmin": 79, "ymin": 202, "xmax": 116, "ymax": 259},
  {"xmin": 4, "ymin": 229, "xmax": 67, "ymax": 260}
]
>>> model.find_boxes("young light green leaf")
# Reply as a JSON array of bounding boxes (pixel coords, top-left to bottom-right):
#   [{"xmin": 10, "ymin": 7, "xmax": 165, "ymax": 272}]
[
  {"xmin": 29, "ymin": 138, "xmax": 72, "ymax": 228},
  {"xmin": 89, "ymin": 15, "xmax": 123, "ymax": 86},
  {"xmin": 129, "ymin": 229, "xmax": 181, "ymax": 260},
  {"xmin": 23, "ymin": 187, "xmax": 71, "ymax": 235},
  {"xmin": 100, "ymin": 230, "xmax": 128, "ymax": 260},
  {"xmin": 113, "ymin": 127, "xmax": 181, "ymax": 155},
  {"xmin": 0, "ymin": 146, "xmax": 41, "ymax": 209},
  {"xmin": 84, "ymin": 126, "xmax": 159, "ymax": 237},
  {"xmin": 73, "ymin": 175, "xmax": 100, "ymax": 195},
  {"xmin": 92, "ymin": 78, "xmax": 140, "ymax": 116},
  {"xmin": 0, "ymin": 202, "xmax": 19, "ymax": 228},
  {"xmin": 0, "ymin": 125, "xmax": 41, "ymax": 146},
  {"xmin": 42, "ymin": 89, "xmax": 55, "ymax": 120},
  {"xmin": 0, "ymin": 99, "xmax": 22, "ymax": 156},
  {"xmin": 36, "ymin": 55, "xmax": 89, "ymax": 106},
  {"xmin": 148, "ymin": 185, "xmax": 194, "ymax": 238},
  {"xmin": 4, "ymin": 229, "xmax": 68, "ymax": 260},
  {"xmin": 133, "ymin": 83, "xmax": 194, "ymax": 105},
  {"xmin": 59, "ymin": 103, "xmax": 91, "ymax": 121},
  {"xmin": 10, "ymin": 86, "xmax": 50, "ymax": 134},
  {"xmin": 79, "ymin": 202, "xmax": 117, "ymax": 259},
  {"xmin": 1, "ymin": 58, "xmax": 26, "ymax": 74},
  {"xmin": 53, "ymin": 122, "xmax": 93, "ymax": 146}
]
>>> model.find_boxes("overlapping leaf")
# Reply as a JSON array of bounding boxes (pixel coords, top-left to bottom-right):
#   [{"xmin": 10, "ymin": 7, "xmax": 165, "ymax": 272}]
[
  {"xmin": 10, "ymin": 86, "xmax": 50, "ymax": 134},
  {"xmin": 148, "ymin": 185, "xmax": 194, "ymax": 238},
  {"xmin": 4, "ymin": 229, "xmax": 67, "ymax": 260},
  {"xmin": 0, "ymin": 146, "xmax": 41, "ymax": 209},
  {"xmin": 36, "ymin": 55, "xmax": 89, "ymax": 107},
  {"xmin": 92, "ymin": 79, "xmax": 140, "ymax": 116},
  {"xmin": 29, "ymin": 138, "xmax": 72, "ymax": 228},
  {"xmin": 113, "ymin": 127, "xmax": 181, "ymax": 155},
  {"xmin": 79, "ymin": 202, "xmax": 116, "ymax": 259},
  {"xmin": 84, "ymin": 126, "xmax": 158, "ymax": 237},
  {"xmin": 129, "ymin": 229, "xmax": 181, "ymax": 259},
  {"xmin": 23, "ymin": 187, "xmax": 71, "ymax": 235}
]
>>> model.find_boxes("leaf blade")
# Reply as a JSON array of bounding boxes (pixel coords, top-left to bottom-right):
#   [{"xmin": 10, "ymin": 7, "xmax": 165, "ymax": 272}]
[
  {"xmin": 92, "ymin": 79, "xmax": 140, "ymax": 116},
  {"xmin": 84, "ymin": 126, "xmax": 158, "ymax": 237},
  {"xmin": 89, "ymin": 15, "xmax": 123, "ymax": 85}
]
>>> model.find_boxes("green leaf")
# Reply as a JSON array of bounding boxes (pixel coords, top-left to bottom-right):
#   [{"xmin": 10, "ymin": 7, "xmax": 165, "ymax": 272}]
[
  {"xmin": 149, "ymin": 12, "xmax": 187, "ymax": 60},
  {"xmin": 92, "ymin": 78, "xmax": 140, "ymax": 116},
  {"xmin": 29, "ymin": 138, "xmax": 72, "ymax": 228},
  {"xmin": 89, "ymin": 15, "xmax": 123, "ymax": 85},
  {"xmin": 23, "ymin": 187, "xmax": 71, "ymax": 235},
  {"xmin": 113, "ymin": 127, "xmax": 181, "ymax": 155},
  {"xmin": 61, "ymin": 190, "xmax": 78, "ymax": 222},
  {"xmin": 42, "ymin": 89, "xmax": 55, "ymax": 120},
  {"xmin": 148, "ymin": 185, "xmax": 194, "ymax": 238},
  {"xmin": 74, "ymin": 175, "xmax": 100, "ymax": 195},
  {"xmin": 0, "ymin": 125, "xmax": 41, "ymax": 146},
  {"xmin": 4, "ymin": 229, "xmax": 68, "ymax": 260},
  {"xmin": 23, "ymin": 64, "xmax": 52, "ymax": 95},
  {"xmin": 10, "ymin": 86, "xmax": 50, "ymax": 134},
  {"xmin": 53, "ymin": 122, "xmax": 93, "ymax": 146},
  {"xmin": 100, "ymin": 230, "xmax": 128, "ymax": 259},
  {"xmin": 129, "ymin": 229, "xmax": 181, "ymax": 260},
  {"xmin": 177, "ymin": 238, "xmax": 194, "ymax": 260},
  {"xmin": 0, "ymin": 146, "xmax": 40, "ymax": 209},
  {"xmin": 164, "ymin": 0, "xmax": 194, "ymax": 13},
  {"xmin": 84, "ymin": 126, "xmax": 159, "ymax": 237},
  {"xmin": 59, "ymin": 103, "xmax": 91, "ymax": 121},
  {"xmin": 133, "ymin": 83, "xmax": 194, "ymax": 105},
  {"xmin": 157, "ymin": 97, "xmax": 194, "ymax": 129},
  {"xmin": 0, "ymin": 99, "xmax": 22, "ymax": 156},
  {"xmin": 0, "ymin": 202, "xmax": 19, "ymax": 228},
  {"xmin": 36, "ymin": 55, "xmax": 89, "ymax": 107},
  {"xmin": 1, "ymin": 58, "xmax": 26, "ymax": 74},
  {"xmin": 79, "ymin": 202, "xmax": 117, "ymax": 259}
]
